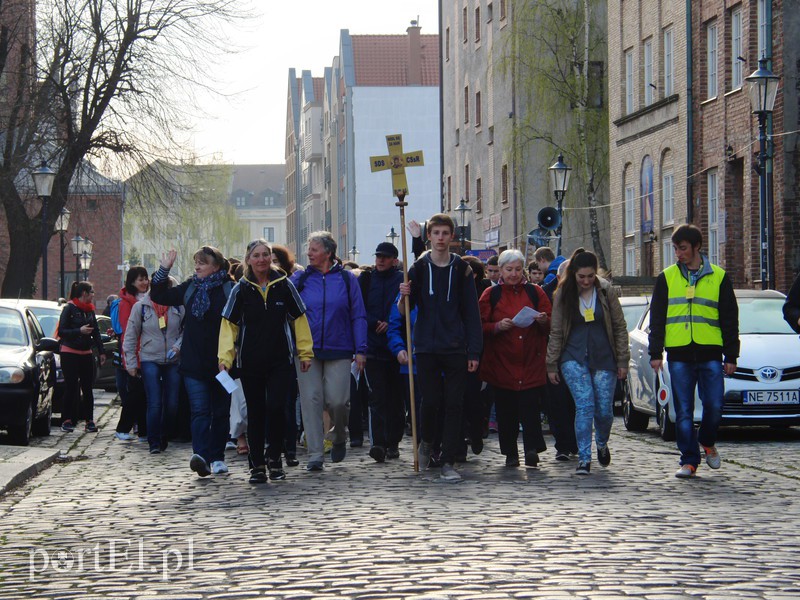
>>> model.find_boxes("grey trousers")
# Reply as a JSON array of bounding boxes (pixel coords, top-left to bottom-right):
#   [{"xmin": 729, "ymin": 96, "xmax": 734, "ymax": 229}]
[{"xmin": 296, "ymin": 358, "xmax": 351, "ymax": 463}]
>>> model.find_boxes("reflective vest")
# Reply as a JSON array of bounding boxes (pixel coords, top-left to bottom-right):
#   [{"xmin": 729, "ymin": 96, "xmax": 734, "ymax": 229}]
[{"xmin": 663, "ymin": 263, "xmax": 724, "ymax": 348}]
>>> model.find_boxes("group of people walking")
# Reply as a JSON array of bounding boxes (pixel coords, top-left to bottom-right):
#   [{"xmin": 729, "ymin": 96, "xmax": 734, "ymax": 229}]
[{"xmin": 56, "ymin": 214, "xmax": 745, "ymax": 484}]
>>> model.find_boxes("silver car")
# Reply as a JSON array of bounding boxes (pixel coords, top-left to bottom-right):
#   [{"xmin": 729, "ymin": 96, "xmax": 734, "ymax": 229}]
[{"xmin": 623, "ymin": 289, "xmax": 800, "ymax": 440}]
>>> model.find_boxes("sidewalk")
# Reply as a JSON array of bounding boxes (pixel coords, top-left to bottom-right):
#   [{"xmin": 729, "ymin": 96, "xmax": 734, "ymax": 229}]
[{"xmin": 0, "ymin": 389, "xmax": 117, "ymax": 496}]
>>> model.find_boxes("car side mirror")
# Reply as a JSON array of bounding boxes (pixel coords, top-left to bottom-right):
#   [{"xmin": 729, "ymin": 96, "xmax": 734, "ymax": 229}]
[{"xmin": 36, "ymin": 337, "xmax": 60, "ymax": 353}]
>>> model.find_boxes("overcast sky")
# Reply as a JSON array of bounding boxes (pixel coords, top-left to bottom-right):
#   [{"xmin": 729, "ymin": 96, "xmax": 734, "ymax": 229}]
[{"xmin": 188, "ymin": 1, "xmax": 440, "ymax": 166}]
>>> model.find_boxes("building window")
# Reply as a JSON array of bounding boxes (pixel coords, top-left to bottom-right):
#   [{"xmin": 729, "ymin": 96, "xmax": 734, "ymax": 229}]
[
  {"xmin": 264, "ymin": 196, "xmax": 274, "ymax": 207},
  {"xmin": 475, "ymin": 7, "xmax": 481, "ymax": 42},
  {"xmin": 500, "ymin": 0, "xmax": 506, "ymax": 20},
  {"xmin": 731, "ymin": 8, "xmax": 743, "ymax": 89},
  {"xmin": 463, "ymin": 6, "xmax": 468, "ymax": 42},
  {"xmin": 236, "ymin": 196, "xmax": 246, "ymax": 207},
  {"xmin": 707, "ymin": 21, "xmax": 718, "ymax": 98},
  {"xmin": 488, "ymin": 125, "xmax": 494, "ymax": 145},
  {"xmin": 263, "ymin": 227, "xmax": 275, "ymax": 243},
  {"xmin": 663, "ymin": 28, "xmax": 674, "ymax": 96},
  {"xmin": 625, "ymin": 49, "xmax": 634, "ymax": 114},
  {"xmin": 588, "ymin": 61, "xmax": 604, "ymax": 108},
  {"xmin": 625, "ymin": 245, "xmax": 637, "ymax": 277},
  {"xmin": 644, "ymin": 38, "xmax": 654, "ymax": 105},
  {"xmin": 464, "ymin": 164, "xmax": 470, "ymax": 201},
  {"xmin": 445, "ymin": 27, "xmax": 450, "ymax": 61},
  {"xmin": 708, "ymin": 170, "xmax": 719, "ymax": 264},
  {"xmin": 501, "ymin": 164, "xmax": 508, "ymax": 204},
  {"xmin": 455, "ymin": 128, "xmax": 460, "ymax": 146},
  {"xmin": 625, "ymin": 185, "xmax": 636, "ymax": 235},
  {"xmin": 476, "ymin": 178, "xmax": 482, "ymax": 213},
  {"xmin": 447, "ymin": 175, "xmax": 452, "ymax": 211},
  {"xmin": 758, "ymin": 0, "xmax": 768, "ymax": 60},
  {"xmin": 662, "ymin": 238, "xmax": 676, "ymax": 269},
  {"xmin": 464, "ymin": 86, "xmax": 469, "ymax": 123},
  {"xmin": 86, "ymin": 199, "xmax": 98, "ymax": 211},
  {"xmin": 487, "ymin": 2, "xmax": 493, "ymax": 21},
  {"xmin": 475, "ymin": 91, "xmax": 481, "ymax": 127},
  {"xmin": 662, "ymin": 172, "xmax": 674, "ymax": 225}
]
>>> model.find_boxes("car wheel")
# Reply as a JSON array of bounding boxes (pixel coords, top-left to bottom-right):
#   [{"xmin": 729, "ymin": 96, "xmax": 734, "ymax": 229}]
[
  {"xmin": 658, "ymin": 402, "xmax": 676, "ymax": 441},
  {"xmin": 9, "ymin": 402, "xmax": 33, "ymax": 446},
  {"xmin": 622, "ymin": 378, "xmax": 649, "ymax": 432},
  {"xmin": 32, "ymin": 403, "xmax": 52, "ymax": 437}
]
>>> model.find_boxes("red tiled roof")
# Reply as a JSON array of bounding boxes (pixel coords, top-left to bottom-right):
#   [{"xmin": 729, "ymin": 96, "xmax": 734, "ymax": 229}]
[
  {"xmin": 312, "ymin": 78, "xmax": 325, "ymax": 103},
  {"xmin": 351, "ymin": 34, "xmax": 439, "ymax": 86}
]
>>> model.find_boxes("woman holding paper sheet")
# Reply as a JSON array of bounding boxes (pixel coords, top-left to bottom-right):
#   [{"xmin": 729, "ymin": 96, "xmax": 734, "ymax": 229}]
[
  {"xmin": 478, "ymin": 249, "xmax": 552, "ymax": 468},
  {"xmin": 218, "ymin": 239, "xmax": 313, "ymax": 484},
  {"xmin": 545, "ymin": 248, "xmax": 629, "ymax": 476}
]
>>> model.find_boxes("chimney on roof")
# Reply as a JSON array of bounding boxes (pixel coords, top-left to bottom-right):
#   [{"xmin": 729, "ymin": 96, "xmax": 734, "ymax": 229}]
[{"xmin": 407, "ymin": 20, "xmax": 422, "ymax": 86}]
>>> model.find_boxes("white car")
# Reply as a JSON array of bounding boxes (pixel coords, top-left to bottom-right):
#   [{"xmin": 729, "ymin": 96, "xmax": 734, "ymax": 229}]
[{"xmin": 624, "ymin": 289, "xmax": 800, "ymax": 440}]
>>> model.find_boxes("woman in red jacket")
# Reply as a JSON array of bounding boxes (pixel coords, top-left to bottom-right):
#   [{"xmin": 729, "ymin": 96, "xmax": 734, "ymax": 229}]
[{"xmin": 479, "ymin": 249, "xmax": 552, "ymax": 467}]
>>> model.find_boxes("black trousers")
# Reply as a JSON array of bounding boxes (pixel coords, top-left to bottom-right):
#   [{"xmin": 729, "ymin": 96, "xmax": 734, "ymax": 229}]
[
  {"xmin": 366, "ymin": 357, "xmax": 404, "ymax": 448},
  {"xmin": 241, "ymin": 362, "xmax": 293, "ymax": 468},
  {"xmin": 61, "ymin": 352, "xmax": 95, "ymax": 424},
  {"xmin": 416, "ymin": 353, "xmax": 467, "ymax": 465},
  {"xmin": 460, "ymin": 370, "xmax": 484, "ymax": 450},
  {"xmin": 115, "ymin": 368, "xmax": 147, "ymax": 436},
  {"xmin": 493, "ymin": 385, "xmax": 547, "ymax": 458},
  {"xmin": 546, "ymin": 378, "xmax": 578, "ymax": 455}
]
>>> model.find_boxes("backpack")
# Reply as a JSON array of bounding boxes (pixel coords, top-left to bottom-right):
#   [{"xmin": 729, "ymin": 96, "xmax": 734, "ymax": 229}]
[
  {"xmin": 183, "ymin": 279, "xmax": 233, "ymax": 306},
  {"xmin": 109, "ymin": 298, "xmax": 124, "ymax": 335},
  {"xmin": 489, "ymin": 283, "xmax": 540, "ymax": 312}
]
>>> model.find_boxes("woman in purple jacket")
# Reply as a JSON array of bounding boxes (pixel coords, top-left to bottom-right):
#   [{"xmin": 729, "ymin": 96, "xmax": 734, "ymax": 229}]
[{"xmin": 291, "ymin": 231, "xmax": 367, "ymax": 471}]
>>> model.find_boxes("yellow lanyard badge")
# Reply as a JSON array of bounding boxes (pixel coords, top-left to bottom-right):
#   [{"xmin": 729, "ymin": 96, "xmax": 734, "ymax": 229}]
[{"xmin": 583, "ymin": 308, "xmax": 595, "ymax": 322}]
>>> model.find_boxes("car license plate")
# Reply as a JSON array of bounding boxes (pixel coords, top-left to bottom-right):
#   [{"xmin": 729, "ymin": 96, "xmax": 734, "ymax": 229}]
[{"xmin": 743, "ymin": 390, "xmax": 800, "ymax": 404}]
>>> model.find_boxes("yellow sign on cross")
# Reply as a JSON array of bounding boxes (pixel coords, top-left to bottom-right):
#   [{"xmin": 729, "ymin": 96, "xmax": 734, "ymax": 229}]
[{"xmin": 369, "ymin": 134, "xmax": 424, "ymax": 197}]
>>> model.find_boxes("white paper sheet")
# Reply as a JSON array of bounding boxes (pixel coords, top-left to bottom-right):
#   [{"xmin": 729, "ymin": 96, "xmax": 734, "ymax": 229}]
[
  {"xmin": 511, "ymin": 306, "xmax": 541, "ymax": 328},
  {"xmin": 215, "ymin": 370, "xmax": 239, "ymax": 394}
]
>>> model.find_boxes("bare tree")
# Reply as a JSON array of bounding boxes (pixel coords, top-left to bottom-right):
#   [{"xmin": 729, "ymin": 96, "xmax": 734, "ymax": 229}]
[{"xmin": 0, "ymin": 0, "xmax": 245, "ymax": 298}]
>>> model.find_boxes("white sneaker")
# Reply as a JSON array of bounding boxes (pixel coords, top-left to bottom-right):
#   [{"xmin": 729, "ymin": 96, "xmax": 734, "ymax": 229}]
[
  {"xmin": 210, "ymin": 460, "xmax": 229, "ymax": 474},
  {"xmin": 114, "ymin": 432, "xmax": 134, "ymax": 441},
  {"xmin": 225, "ymin": 441, "xmax": 237, "ymax": 451},
  {"xmin": 440, "ymin": 463, "xmax": 462, "ymax": 481}
]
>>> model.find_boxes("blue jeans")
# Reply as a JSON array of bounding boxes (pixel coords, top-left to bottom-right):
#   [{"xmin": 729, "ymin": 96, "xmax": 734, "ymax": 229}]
[
  {"xmin": 183, "ymin": 375, "xmax": 231, "ymax": 463},
  {"xmin": 141, "ymin": 362, "xmax": 181, "ymax": 450},
  {"xmin": 669, "ymin": 360, "xmax": 724, "ymax": 467},
  {"xmin": 561, "ymin": 361, "xmax": 616, "ymax": 463}
]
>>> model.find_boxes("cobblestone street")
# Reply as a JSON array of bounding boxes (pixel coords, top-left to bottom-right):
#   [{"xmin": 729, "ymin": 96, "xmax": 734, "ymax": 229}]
[{"xmin": 1, "ymin": 398, "xmax": 799, "ymax": 600}]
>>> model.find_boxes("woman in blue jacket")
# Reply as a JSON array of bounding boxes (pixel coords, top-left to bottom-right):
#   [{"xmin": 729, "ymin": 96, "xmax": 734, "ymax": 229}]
[{"xmin": 291, "ymin": 231, "xmax": 367, "ymax": 471}]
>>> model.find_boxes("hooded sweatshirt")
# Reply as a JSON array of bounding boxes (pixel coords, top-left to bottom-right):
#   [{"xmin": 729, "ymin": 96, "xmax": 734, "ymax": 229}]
[
  {"xmin": 406, "ymin": 253, "xmax": 483, "ymax": 360},
  {"xmin": 122, "ymin": 295, "xmax": 184, "ymax": 367}
]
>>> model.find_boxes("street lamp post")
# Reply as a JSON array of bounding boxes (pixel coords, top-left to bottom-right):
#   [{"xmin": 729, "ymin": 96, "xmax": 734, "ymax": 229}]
[
  {"xmin": 548, "ymin": 154, "xmax": 572, "ymax": 257},
  {"xmin": 71, "ymin": 234, "xmax": 84, "ymax": 285},
  {"xmin": 386, "ymin": 226, "xmax": 399, "ymax": 247},
  {"xmin": 745, "ymin": 56, "xmax": 780, "ymax": 290},
  {"xmin": 454, "ymin": 199, "xmax": 472, "ymax": 255},
  {"xmin": 350, "ymin": 246, "xmax": 359, "ymax": 263},
  {"xmin": 80, "ymin": 250, "xmax": 93, "ymax": 281},
  {"xmin": 32, "ymin": 162, "xmax": 56, "ymax": 300},
  {"xmin": 55, "ymin": 207, "xmax": 70, "ymax": 298}
]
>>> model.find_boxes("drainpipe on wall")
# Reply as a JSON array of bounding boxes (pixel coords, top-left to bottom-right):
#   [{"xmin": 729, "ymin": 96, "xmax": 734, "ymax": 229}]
[
  {"xmin": 438, "ymin": 2, "xmax": 445, "ymax": 212},
  {"xmin": 686, "ymin": 0, "xmax": 694, "ymax": 224}
]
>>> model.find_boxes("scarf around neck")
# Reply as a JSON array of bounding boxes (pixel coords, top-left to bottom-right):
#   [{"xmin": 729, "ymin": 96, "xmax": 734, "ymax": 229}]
[
  {"xmin": 190, "ymin": 269, "xmax": 229, "ymax": 319},
  {"xmin": 71, "ymin": 299, "xmax": 95, "ymax": 313}
]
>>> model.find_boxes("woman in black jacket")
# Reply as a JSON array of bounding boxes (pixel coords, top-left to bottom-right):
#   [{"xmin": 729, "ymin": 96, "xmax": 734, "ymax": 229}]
[
  {"xmin": 58, "ymin": 281, "xmax": 106, "ymax": 432},
  {"xmin": 150, "ymin": 246, "xmax": 233, "ymax": 478}
]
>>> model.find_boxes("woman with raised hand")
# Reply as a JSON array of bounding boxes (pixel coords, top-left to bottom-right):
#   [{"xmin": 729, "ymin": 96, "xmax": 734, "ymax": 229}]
[
  {"xmin": 546, "ymin": 248, "xmax": 629, "ymax": 476},
  {"xmin": 218, "ymin": 239, "xmax": 313, "ymax": 484},
  {"xmin": 150, "ymin": 246, "xmax": 234, "ymax": 478}
]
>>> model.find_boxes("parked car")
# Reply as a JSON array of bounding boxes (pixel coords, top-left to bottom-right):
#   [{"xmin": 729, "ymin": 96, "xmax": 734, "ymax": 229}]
[
  {"xmin": 0, "ymin": 301, "xmax": 59, "ymax": 445},
  {"xmin": 12, "ymin": 301, "xmax": 117, "ymax": 418},
  {"xmin": 613, "ymin": 296, "xmax": 650, "ymax": 413},
  {"xmin": 624, "ymin": 289, "xmax": 800, "ymax": 441}
]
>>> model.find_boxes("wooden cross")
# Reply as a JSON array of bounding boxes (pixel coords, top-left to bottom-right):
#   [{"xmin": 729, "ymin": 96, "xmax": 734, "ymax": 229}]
[{"xmin": 369, "ymin": 134, "xmax": 424, "ymax": 197}]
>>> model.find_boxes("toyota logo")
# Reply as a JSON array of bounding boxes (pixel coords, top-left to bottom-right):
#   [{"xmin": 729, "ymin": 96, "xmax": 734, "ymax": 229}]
[{"xmin": 758, "ymin": 367, "xmax": 779, "ymax": 381}]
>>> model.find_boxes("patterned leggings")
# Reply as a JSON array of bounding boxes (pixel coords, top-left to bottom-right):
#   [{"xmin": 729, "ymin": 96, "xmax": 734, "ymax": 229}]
[{"xmin": 560, "ymin": 361, "xmax": 617, "ymax": 463}]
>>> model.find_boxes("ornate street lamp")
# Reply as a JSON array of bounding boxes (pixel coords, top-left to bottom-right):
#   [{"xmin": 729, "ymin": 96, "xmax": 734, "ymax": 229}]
[
  {"xmin": 454, "ymin": 199, "xmax": 472, "ymax": 254},
  {"xmin": 746, "ymin": 56, "xmax": 780, "ymax": 290},
  {"xmin": 350, "ymin": 245, "xmax": 359, "ymax": 263},
  {"xmin": 386, "ymin": 226, "xmax": 399, "ymax": 247},
  {"xmin": 79, "ymin": 250, "xmax": 93, "ymax": 281},
  {"xmin": 55, "ymin": 207, "xmax": 70, "ymax": 298},
  {"xmin": 32, "ymin": 162, "xmax": 56, "ymax": 299},
  {"xmin": 548, "ymin": 154, "xmax": 571, "ymax": 257}
]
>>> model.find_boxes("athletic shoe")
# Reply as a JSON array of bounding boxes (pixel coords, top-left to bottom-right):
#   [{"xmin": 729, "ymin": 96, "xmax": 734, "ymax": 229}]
[
  {"xmin": 505, "ymin": 455, "xmax": 520, "ymax": 467},
  {"xmin": 597, "ymin": 446, "xmax": 611, "ymax": 467},
  {"xmin": 149, "ymin": 447, "xmax": 161, "ymax": 455},
  {"xmin": 524, "ymin": 451, "xmax": 539, "ymax": 467},
  {"xmin": 268, "ymin": 460, "xmax": 286, "ymax": 481},
  {"xmin": 85, "ymin": 421, "xmax": 98, "ymax": 433},
  {"xmin": 350, "ymin": 438, "xmax": 363, "ymax": 448},
  {"xmin": 440, "ymin": 463, "xmax": 462, "ymax": 481},
  {"xmin": 555, "ymin": 452, "xmax": 570, "ymax": 462},
  {"xmin": 675, "ymin": 464, "xmax": 697, "ymax": 478},
  {"xmin": 323, "ymin": 439, "xmax": 333, "ymax": 454},
  {"xmin": 703, "ymin": 445, "xmax": 721, "ymax": 469},
  {"xmin": 114, "ymin": 431, "xmax": 133, "ymax": 441},
  {"xmin": 189, "ymin": 454, "xmax": 211, "ymax": 477},
  {"xmin": 210, "ymin": 460, "xmax": 229, "ymax": 474},
  {"xmin": 285, "ymin": 454, "xmax": 300, "ymax": 467},
  {"xmin": 386, "ymin": 447, "xmax": 400, "ymax": 459},
  {"xmin": 61, "ymin": 420, "xmax": 75, "ymax": 432},
  {"xmin": 369, "ymin": 446, "xmax": 386, "ymax": 463},
  {"xmin": 249, "ymin": 468, "xmax": 267, "ymax": 484},
  {"xmin": 575, "ymin": 462, "xmax": 591, "ymax": 476},
  {"xmin": 330, "ymin": 442, "xmax": 347, "ymax": 463},
  {"xmin": 306, "ymin": 460, "xmax": 324, "ymax": 472},
  {"xmin": 225, "ymin": 440, "xmax": 237, "ymax": 451},
  {"xmin": 417, "ymin": 441, "xmax": 433, "ymax": 470},
  {"xmin": 138, "ymin": 436, "xmax": 148, "ymax": 443}
]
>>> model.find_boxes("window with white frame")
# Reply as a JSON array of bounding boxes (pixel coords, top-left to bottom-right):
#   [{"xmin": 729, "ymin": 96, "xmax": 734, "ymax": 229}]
[
  {"xmin": 664, "ymin": 28, "xmax": 674, "ymax": 96},
  {"xmin": 625, "ymin": 245, "xmax": 637, "ymax": 276},
  {"xmin": 708, "ymin": 170, "xmax": 719, "ymax": 264},
  {"xmin": 758, "ymin": 0, "xmax": 768, "ymax": 60},
  {"xmin": 235, "ymin": 196, "xmax": 246, "ymax": 207},
  {"xmin": 644, "ymin": 39, "xmax": 654, "ymax": 105},
  {"xmin": 662, "ymin": 172, "xmax": 674, "ymax": 225},
  {"xmin": 731, "ymin": 8, "xmax": 743, "ymax": 89},
  {"xmin": 662, "ymin": 239, "xmax": 676, "ymax": 269},
  {"xmin": 625, "ymin": 50, "xmax": 634, "ymax": 113},
  {"xmin": 707, "ymin": 22, "xmax": 718, "ymax": 98},
  {"xmin": 263, "ymin": 227, "xmax": 275, "ymax": 242},
  {"xmin": 625, "ymin": 185, "xmax": 636, "ymax": 234}
]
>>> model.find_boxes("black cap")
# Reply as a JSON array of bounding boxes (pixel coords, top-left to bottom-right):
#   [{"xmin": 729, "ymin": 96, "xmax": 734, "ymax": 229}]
[{"xmin": 374, "ymin": 242, "xmax": 399, "ymax": 258}]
